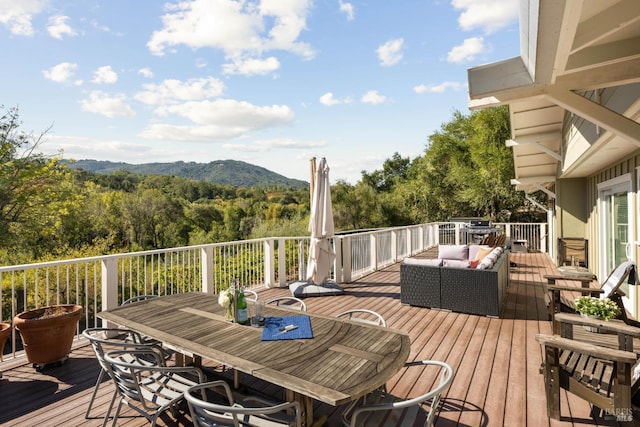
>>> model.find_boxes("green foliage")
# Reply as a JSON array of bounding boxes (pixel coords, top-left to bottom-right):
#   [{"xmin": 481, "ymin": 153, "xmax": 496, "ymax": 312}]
[
  {"xmin": 65, "ymin": 159, "xmax": 308, "ymax": 189},
  {"xmin": 0, "ymin": 105, "xmax": 543, "ymax": 266}
]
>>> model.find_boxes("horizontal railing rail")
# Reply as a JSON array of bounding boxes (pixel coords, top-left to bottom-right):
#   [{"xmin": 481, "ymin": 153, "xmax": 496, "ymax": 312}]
[{"xmin": 0, "ymin": 221, "xmax": 546, "ymax": 362}]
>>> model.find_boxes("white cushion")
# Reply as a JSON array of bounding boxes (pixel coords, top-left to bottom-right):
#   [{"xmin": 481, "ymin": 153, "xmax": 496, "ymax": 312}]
[
  {"xmin": 442, "ymin": 259, "xmax": 471, "ymax": 269},
  {"xmin": 468, "ymin": 245, "xmax": 490, "ymax": 261},
  {"xmin": 438, "ymin": 245, "xmax": 469, "ymax": 261},
  {"xmin": 403, "ymin": 258, "xmax": 442, "ymax": 267},
  {"xmin": 476, "ymin": 259, "xmax": 494, "ymax": 270}
]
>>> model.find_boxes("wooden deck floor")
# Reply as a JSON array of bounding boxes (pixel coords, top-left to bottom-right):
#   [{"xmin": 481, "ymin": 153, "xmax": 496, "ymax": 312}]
[{"xmin": 0, "ymin": 252, "xmax": 633, "ymax": 426}]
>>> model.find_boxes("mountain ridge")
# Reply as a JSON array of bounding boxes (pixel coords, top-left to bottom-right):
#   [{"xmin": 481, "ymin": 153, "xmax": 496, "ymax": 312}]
[{"xmin": 63, "ymin": 159, "xmax": 309, "ymax": 189}]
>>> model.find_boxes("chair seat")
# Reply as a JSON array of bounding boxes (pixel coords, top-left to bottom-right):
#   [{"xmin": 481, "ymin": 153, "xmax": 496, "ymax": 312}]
[
  {"xmin": 559, "ymin": 348, "xmax": 616, "ymax": 399},
  {"xmin": 136, "ymin": 371, "xmax": 200, "ymax": 409}
]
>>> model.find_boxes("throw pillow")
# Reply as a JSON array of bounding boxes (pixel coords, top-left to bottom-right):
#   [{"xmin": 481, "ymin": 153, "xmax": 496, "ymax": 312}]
[
  {"xmin": 475, "ymin": 247, "xmax": 493, "ymax": 261},
  {"xmin": 469, "ymin": 259, "xmax": 480, "ymax": 269},
  {"xmin": 438, "ymin": 245, "xmax": 469, "ymax": 261},
  {"xmin": 468, "ymin": 245, "xmax": 490, "ymax": 261}
]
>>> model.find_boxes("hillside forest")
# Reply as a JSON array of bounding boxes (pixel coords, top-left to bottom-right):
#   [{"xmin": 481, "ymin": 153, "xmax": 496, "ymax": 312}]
[{"xmin": 0, "ymin": 105, "xmax": 545, "ymax": 266}]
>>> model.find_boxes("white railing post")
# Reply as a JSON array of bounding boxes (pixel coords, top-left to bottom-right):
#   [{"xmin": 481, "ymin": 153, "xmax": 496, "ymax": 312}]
[
  {"xmin": 277, "ymin": 238, "xmax": 287, "ymax": 287},
  {"xmin": 201, "ymin": 246, "xmax": 214, "ymax": 294},
  {"xmin": 370, "ymin": 234, "xmax": 377, "ymax": 272},
  {"xmin": 454, "ymin": 223, "xmax": 461, "ymax": 245},
  {"xmin": 101, "ymin": 257, "xmax": 118, "ymax": 316},
  {"xmin": 419, "ymin": 225, "xmax": 424, "ymax": 251},
  {"xmin": 391, "ymin": 229, "xmax": 398, "ymax": 261},
  {"xmin": 264, "ymin": 239, "xmax": 276, "ymax": 288},
  {"xmin": 406, "ymin": 228, "xmax": 412, "ymax": 256},
  {"xmin": 342, "ymin": 236, "xmax": 352, "ymax": 283},
  {"xmin": 333, "ymin": 236, "xmax": 343, "ymax": 283},
  {"xmin": 539, "ymin": 223, "xmax": 547, "ymax": 254},
  {"xmin": 504, "ymin": 223, "xmax": 511, "ymax": 241}
]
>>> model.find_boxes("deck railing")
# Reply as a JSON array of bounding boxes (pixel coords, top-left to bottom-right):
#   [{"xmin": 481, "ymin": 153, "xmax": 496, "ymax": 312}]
[{"xmin": 0, "ymin": 221, "xmax": 546, "ymax": 361}]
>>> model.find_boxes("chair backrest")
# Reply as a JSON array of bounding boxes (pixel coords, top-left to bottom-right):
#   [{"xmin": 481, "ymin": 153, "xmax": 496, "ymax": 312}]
[
  {"xmin": 121, "ymin": 294, "xmax": 158, "ymax": 305},
  {"xmin": 244, "ymin": 289, "xmax": 258, "ymax": 302},
  {"xmin": 82, "ymin": 328, "xmax": 165, "ymax": 372},
  {"xmin": 104, "ymin": 349, "xmax": 203, "ymax": 416},
  {"xmin": 265, "ymin": 297, "xmax": 307, "ymax": 311},
  {"xmin": 185, "ymin": 381, "xmax": 302, "ymax": 427},
  {"xmin": 350, "ymin": 360, "xmax": 454, "ymax": 427},
  {"xmin": 335, "ymin": 309, "xmax": 386, "ymax": 327},
  {"xmin": 103, "ymin": 349, "xmax": 169, "ymax": 413},
  {"xmin": 601, "ymin": 261, "xmax": 637, "ymax": 298}
]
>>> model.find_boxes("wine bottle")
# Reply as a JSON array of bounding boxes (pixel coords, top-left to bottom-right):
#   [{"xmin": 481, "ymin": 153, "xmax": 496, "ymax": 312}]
[{"xmin": 236, "ymin": 289, "xmax": 248, "ymax": 325}]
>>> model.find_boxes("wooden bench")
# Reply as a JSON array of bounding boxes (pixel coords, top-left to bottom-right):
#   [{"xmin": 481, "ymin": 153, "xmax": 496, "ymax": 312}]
[{"xmin": 536, "ymin": 313, "xmax": 640, "ymax": 424}]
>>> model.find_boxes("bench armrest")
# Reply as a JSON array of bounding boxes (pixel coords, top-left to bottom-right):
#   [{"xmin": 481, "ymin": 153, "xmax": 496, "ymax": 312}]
[
  {"xmin": 555, "ymin": 312, "xmax": 640, "ymax": 337},
  {"xmin": 536, "ymin": 334, "xmax": 637, "ymax": 364}
]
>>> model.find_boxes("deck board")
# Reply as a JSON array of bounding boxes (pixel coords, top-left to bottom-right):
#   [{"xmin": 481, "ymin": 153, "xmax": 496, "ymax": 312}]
[{"xmin": 0, "ymin": 251, "xmax": 633, "ymax": 426}]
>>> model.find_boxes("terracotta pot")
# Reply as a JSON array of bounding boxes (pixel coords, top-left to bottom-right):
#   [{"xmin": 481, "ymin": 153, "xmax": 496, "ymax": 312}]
[
  {"xmin": 13, "ymin": 305, "xmax": 83, "ymax": 366},
  {"xmin": 0, "ymin": 322, "xmax": 10, "ymax": 361}
]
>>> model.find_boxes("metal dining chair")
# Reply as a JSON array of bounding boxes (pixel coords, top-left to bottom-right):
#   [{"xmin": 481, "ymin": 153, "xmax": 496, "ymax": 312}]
[
  {"xmin": 82, "ymin": 327, "xmax": 172, "ymax": 424},
  {"xmin": 244, "ymin": 289, "xmax": 258, "ymax": 302},
  {"xmin": 335, "ymin": 309, "xmax": 387, "ymax": 327},
  {"xmin": 342, "ymin": 360, "xmax": 454, "ymax": 427},
  {"xmin": 265, "ymin": 297, "xmax": 307, "ymax": 311},
  {"xmin": 121, "ymin": 294, "xmax": 159, "ymax": 305},
  {"xmin": 104, "ymin": 349, "xmax": 206, "ymax": 427},
  {"xmin": 185, "ymin": 381, "xmax": 302, "ymax": 427}
]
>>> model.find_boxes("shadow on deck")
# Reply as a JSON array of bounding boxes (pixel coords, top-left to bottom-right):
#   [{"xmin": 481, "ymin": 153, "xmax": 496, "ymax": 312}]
[{"xmin": 0, "ymin": 252, "xmax": 628, "ymax": 426}]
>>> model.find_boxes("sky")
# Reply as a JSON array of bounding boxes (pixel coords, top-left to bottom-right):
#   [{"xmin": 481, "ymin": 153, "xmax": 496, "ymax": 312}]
[{"xmin": 0, "ymin": 0, "xmax": 521, "ymax": 184}]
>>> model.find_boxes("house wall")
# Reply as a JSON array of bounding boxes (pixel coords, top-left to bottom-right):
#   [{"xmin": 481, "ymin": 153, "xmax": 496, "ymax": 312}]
[
  {"xmin": 584, "ymin": 153, "xmax": 640, "ymax": 317},
  {"xmin": 555, "ymin": 178, "xmax": 587, "ymax": 264}
]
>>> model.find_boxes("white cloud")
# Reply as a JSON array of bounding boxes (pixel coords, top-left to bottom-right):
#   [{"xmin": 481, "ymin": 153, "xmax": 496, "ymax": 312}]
[
  {"xmin": 147, "ymin": 0, "xmax": 314, "ymax": 73},
  {"xmin": 138, "ymin": 68, "xmax": 154, "ymax": 78},
  {"xmin": 376, "ymin": 38, "xmax": 403, "ymax": 67},
  {"xmin": 0, "ymin": 0, "xmax": 47, "ymax": 36},
  {"xmin": 223, "ymin": 138, "xmax": 328, "ymax": 152},
  {"xmin": 42, "ymin": 62, "xmax": 78, "ymax": 83},
  {"xmin": 47, "ymin": 15, "xmax": 77, "ymax": 39},
  {"xmin": 414, "ymin": 81, "xmax": 464, "ymax": 94},
  {"xmin": 319, "ymin": 92, "xmax": 352, "ymax": 106},
  {"xmin": 222, "ymin": 56, "xmax": 280, "ymax": 76},
  {"xmin": 452, "ymin": 0, "xmax": 519, "ymax": 34},
  {"xmin": 135, "ymin": 77, "xmax": 225, "ymax": 106},
  {"xmin": 447, "ymin": 37, "xmax": 485, "ymax": 63},
  {"xmin": 339, "ymin": 1, "xmax": 355, "ymax": 21},
  {"xmin": 92, "ymin": 65, "xmax": 118, "ymax": 84},
  {"xmin": 361, "ymin": 90, "xmax": 387, "ymax": 105},
  {"xmin": 140, "ymin": 99, "xmax": 294, "ymax": 141},
  {"xmin": 80, "ymin": 91, "xmax": 135, "ymax": 118}
]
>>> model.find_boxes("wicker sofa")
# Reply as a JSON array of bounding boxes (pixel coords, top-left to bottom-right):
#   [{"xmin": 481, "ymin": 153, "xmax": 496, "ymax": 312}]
[{"xmin": 400, "ymin": 244, "xmax": 510, "ymax": 317}]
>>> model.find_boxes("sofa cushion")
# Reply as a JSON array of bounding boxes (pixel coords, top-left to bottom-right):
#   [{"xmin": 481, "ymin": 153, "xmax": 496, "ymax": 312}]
[
  {"xmin": 403, "ymin": 257, "xmax": 442, "ymax": 267},
  {"xmin": 475, "ymin": 247, "xmax": 493, "ymax": 261},
  {"xmin": 438, "ymin": 245, "xmax": 469, "ymax": 261},
  {"xmin": 443, "ymin": 259, "xmax": 471, "ymax": 269},
  {"xmin": 468, "ymin": 245, "xmax": 491, "ymax": 261},
  {"xmin": 476, "ymin": 258, "xmax": 494, "ymax": 270}
]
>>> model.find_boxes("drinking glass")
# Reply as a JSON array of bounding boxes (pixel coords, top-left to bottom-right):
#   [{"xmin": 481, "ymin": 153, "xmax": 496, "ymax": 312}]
[{"xmin": 251, "ymin": 301, "xmax": 264, "ymax": 327}]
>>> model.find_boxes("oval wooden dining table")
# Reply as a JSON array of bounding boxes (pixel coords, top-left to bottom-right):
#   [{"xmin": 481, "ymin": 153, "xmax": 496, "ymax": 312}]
[{"xmin": 98, "ymin": 292, "xmax": 411, "ymax": 426}]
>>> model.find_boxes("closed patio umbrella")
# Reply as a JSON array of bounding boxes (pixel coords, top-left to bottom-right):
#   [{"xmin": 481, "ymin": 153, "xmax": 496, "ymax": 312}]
[
  {"xmin": 289, "ymin": 158, "xmax": 344, "ymax": 297},
  {"xmin": 306, "ymin": 157, "xmax": 335, "ymax": 284}
]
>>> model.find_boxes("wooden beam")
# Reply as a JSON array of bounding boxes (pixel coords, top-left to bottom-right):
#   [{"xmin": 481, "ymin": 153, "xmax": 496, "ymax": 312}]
[
  {"xmin": 566, "ymin": 36, "xmax": 640, "ymax": 73},
  {"xmin": 544, "ymin": 87, "xmax": 640, "ymax": 147},
  {"xmin": 571, "ymin": 0, "xmax": 640, "ymax": 52},
  {"xmin": 555, "ymin": 56, "xmax": 640, "ymax": 91},
  {"xmin": 506, "ymin": 136, "xmax": 562, "ymax": 161}
]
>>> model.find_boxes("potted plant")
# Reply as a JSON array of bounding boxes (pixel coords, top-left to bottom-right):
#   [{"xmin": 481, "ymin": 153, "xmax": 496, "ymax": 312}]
[
  {"xmin": 13, "ymin": 304, "xmax": 83, "ymax": 369},
  {"xmin": 0, "ymin": 322, "xmax": 10, "ymax": 360},
  {"xmin": 574, "ymin": 296, "xmax": 620, "ymax": 332}
]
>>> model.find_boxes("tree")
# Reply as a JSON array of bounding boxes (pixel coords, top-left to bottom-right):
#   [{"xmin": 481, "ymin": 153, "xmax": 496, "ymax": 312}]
[{"xmin": 0, "ymin": 106, "xmax": 75, "ymax": 258}]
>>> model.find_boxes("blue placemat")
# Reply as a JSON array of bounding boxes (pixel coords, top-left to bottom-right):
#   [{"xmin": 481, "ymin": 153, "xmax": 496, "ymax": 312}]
[{"xmin": 261, "ymin": 315, "xmax": 313, "ymax": 341}]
